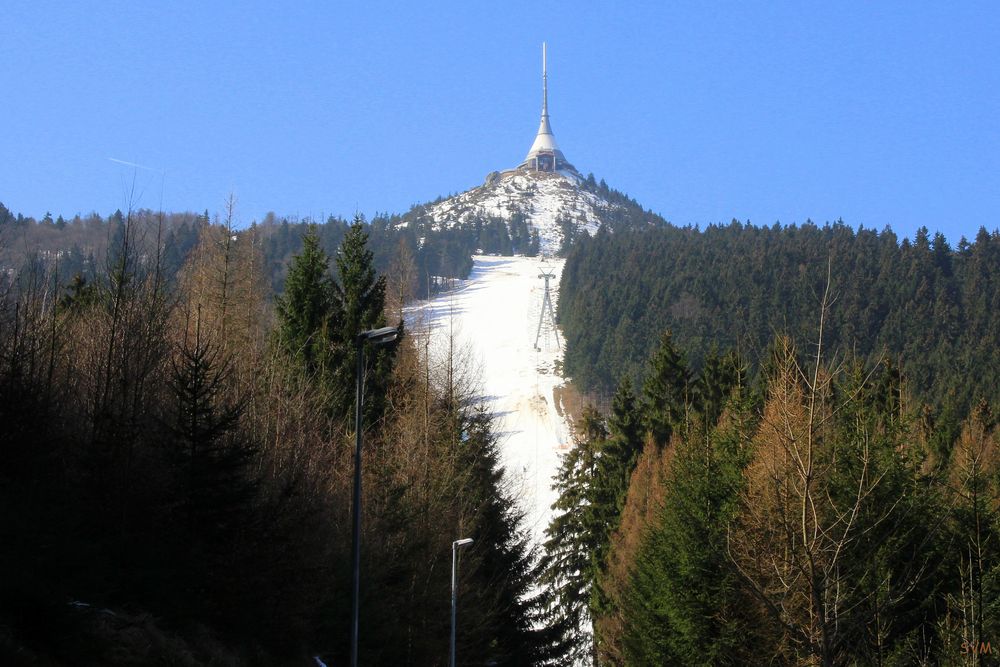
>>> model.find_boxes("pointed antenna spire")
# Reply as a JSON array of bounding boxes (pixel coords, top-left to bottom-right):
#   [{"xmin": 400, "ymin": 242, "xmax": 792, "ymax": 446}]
[
  {"xmin": 519, "ymin": 41, "xmax": 576, "ymax": 174},
  {"xmin": 542, "ymin": 42, "xmax": 548, "ymax": 120}
]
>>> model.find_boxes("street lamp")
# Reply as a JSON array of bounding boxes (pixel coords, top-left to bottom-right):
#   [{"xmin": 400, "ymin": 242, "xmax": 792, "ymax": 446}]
[
  {"xmin": 350, "ymin": 325, "xmax": 400, "ymax": 667},
  {"xmin": 451, "ymin": 537, "xmax": 474, "ymax": 667}
]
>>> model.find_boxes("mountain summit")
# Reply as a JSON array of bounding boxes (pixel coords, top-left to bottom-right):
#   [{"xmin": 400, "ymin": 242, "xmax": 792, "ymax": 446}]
[
  {"xmin": 396, "ymin": 44, "xmax": 663, "ymax": 256},
  {"xmin": 423, "ymin": 170, "xmax": 605, "ymax": 255}
]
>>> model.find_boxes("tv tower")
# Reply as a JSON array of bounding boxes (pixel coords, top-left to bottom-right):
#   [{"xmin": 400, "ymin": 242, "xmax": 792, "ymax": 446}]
[{"xmin": 518, "ymin": 42, "xmax": 575, "ymax": 174}]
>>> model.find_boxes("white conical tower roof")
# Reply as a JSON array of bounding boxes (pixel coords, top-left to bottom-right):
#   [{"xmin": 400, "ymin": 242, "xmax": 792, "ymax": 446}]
[
  {"xmin": 520, "ymin": 43, "xmax": 573, "ymax": 172},
  {"xmin": 527, "ymin": 43, "xmax": 560, "ymax": 156}
]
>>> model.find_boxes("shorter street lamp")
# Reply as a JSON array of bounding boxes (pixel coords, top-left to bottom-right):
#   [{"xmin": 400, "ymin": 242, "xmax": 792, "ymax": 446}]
[
  {"xmin": 451, "ymin": 537, "xmax": 474, "ymax": 667},
  {"xmin": 350, "ymin": 325, "xmax": 400, "ymax": 667}
]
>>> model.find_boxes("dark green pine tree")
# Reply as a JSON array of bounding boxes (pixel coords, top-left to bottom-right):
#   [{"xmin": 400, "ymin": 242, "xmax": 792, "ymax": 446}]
[
  {"xmin": 168, "ymin": 313, "xmax": 256, "ymax": 633},
  {"xmin": 692, "ymin": 346, "xmax": 745, "ymax": 431},
  {"xmin": 59, "ymin": 273, "xmax": 97, "ymax": 312},
  {"xmin": 274, "ymin": 224, "xmax": 338, "ymax": 380},
  {"xmin": 539, "ymin": 385, "xmax": 644, "ymax": 665},
  {"xmin": 589, "ymin": 379, "xmax": 643, "ymax": 557},
  {"xmin": 621, "ymin": 395, "xmax": 754, "ymax": 666},
  {"xmin": 539, "ymin": 408, "xmax": 607, "ymax": 665},
  {"xmin": 824, "ymin": 362, "xmax": 947, "ymax": 664},
  {"xmin": 331, "ymin": 216, "xmax": 400, "ymax": 422},
  {"xmin": 526, "ymin": 229, "xmax": 541, "ymax": 257},
  {"xmin": 589, "ymin": 379, "xmax": 645, "ymax": 642},
  {"xmin": 609, "ymin": 377, "xmax": 643, "ymax": 450},
  {"xmin": 642, "ymin": 330, "xmax": 691, "ymax": 447},
  {"xmin": 456, "ymin": 406, "xmax": 563, "ymax": 665}
]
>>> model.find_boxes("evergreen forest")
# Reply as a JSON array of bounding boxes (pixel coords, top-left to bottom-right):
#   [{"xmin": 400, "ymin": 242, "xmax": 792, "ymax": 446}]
[
  {"xmin": 546, "ymin": 219, "xmax": 1000, "ymax": 665},
  {"xmin": 560, "ymin": 220, "xmax": 1000, "ymax": 416},
  {"xmin": 0, "ymin": 205, "xmax": 563, "ymax": 664},
  {"xmin": 542, "ymin": 330, "xmax": 1000, "ymax": 665}
]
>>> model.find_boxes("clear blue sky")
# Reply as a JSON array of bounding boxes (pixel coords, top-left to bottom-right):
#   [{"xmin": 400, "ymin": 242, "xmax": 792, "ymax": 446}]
[{"xmin": 3, "ymin": 1, "xmax": 999, "ymax": 242}]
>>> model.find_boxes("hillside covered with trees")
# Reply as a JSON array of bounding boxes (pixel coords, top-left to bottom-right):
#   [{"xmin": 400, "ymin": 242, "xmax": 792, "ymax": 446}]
[
  {"xmin": 542, "ymin": 330, "xmax": 1000, "ymax": 665},
  {"xmin": 560, "ymin": 220, "xmax": 1000, "ymax": 416},
  {"xmin": 547, "ymin": 221, "xmax": 1000, "ymax": 664}
]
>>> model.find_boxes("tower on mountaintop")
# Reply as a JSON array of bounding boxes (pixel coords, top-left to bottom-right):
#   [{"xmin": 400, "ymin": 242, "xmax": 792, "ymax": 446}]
[{"xmin": 518, "ymin": 43, "xmax": 577, "ymax": 175}]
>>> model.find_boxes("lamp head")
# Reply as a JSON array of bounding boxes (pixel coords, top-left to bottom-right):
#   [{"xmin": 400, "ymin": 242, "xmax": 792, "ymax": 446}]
[
  {"xmin": 359, "ymin": 325, "xmax": 400, "ymax": 346},
  {"xmin": 453, "ymin": 538, "xmax": 474, "ymax": 548}
]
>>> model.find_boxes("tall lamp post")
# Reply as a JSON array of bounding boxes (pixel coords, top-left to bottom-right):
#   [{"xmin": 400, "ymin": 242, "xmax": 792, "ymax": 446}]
[
  {"xmin": 451, "ymin": 537, "xmax": 474, "ymax": 667},
  {"xmin": 350, "ymin": 325, "xmax": 400, "ymax": 667}
]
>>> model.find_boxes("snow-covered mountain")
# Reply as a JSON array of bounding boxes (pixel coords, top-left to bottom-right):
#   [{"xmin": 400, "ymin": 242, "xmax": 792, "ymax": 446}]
[{"xmin": 403, "ymin": 169, "xmax": 629, "ymax": 256}]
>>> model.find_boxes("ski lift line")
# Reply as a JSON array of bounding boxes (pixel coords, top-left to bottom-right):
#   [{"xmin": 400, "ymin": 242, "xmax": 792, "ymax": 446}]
[{"xmin": 534, "ymin": 270, "xmax": 561, "ymax": 352}]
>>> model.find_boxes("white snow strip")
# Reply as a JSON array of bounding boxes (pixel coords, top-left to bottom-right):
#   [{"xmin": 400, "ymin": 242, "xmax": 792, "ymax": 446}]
[{"xmin": 405, "ymin": 255, "xmax": 572, "ymax": 545}]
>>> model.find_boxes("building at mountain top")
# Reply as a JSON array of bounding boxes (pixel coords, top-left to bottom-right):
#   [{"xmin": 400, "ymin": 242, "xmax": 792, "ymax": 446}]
[{"xmin": 516, "ymin": 43, "xmax": 579, "ymax": 176}]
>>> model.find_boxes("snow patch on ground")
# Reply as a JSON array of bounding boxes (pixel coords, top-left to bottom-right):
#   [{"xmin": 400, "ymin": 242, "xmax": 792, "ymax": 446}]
[{"xmin": 405, "ymin": 255, "xmax": 572, "ymax": 544}]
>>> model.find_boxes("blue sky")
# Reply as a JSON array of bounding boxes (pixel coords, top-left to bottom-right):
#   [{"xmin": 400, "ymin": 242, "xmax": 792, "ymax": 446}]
[{"xmin": 3, "ymin": 1, "xmax": 998, "ymax": 242}]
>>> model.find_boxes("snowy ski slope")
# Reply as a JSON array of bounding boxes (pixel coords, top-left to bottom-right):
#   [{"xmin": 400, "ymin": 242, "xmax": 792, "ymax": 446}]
[{"xmin": 406, "ymin": 255, "xmax": 573, "ymax": 544}]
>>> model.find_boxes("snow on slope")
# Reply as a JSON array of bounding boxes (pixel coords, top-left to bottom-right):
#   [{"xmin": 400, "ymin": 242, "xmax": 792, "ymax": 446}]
[
  {"xmin": 426, "ymin": 170, "xmax": 611, "ymax": 255},
  {"xmin": 406, "ymin": 255, "xmax": 572, "ymax": 544}
]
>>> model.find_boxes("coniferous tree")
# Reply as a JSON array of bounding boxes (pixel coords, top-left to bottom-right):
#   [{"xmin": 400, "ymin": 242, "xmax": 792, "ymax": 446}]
[
  {"xmin": 538, "ymin": 381, "xmax": 645, "ymax": 664},
  {"xmin": 527, "ymin": 229, "xmax": 541, "ymax": 257},
  {"xmin": 331, "ymin": 216, "xmax": 400, "ymax": 422},
  {"xmin": 642, "ymin": 330, "xmax": 691, "ymax": 447},
  {"xmin": 693, "ymin": 346, "xmax": 744, "ymax": 429},
  {"xmin": 455, "ymin": 406, "xmax": 561, "ymax": 665},
  {"xmin": 274, "ymin": 224, "xmax": 337, "ymax": 380},
  {"xmin": 621, "ymin": 388, "xmax": 756, "ymax": 665},
  {"xmin": 167, "ymin": 311, "xmax": 256, "ymax": 633},
  {"xmin": 59, "ymin": 273, "xmax": 96, "ymax": 311},
  {"xmin": 827, "ymin": 363, "xmax": 946, "ymax": 666},
  {"xmin": 587, "ymin": 378, "xmax": 646, "ymax": 659},
  {"xmin": 539, "ymin": 408, "xmax": 607, "ymax": 664}
]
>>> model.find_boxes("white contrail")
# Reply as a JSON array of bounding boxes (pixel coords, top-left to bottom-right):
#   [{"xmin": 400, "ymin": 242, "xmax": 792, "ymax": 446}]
[{"xmin": 107, "ymin": 157, "xmax": 164, "ymax": 173}]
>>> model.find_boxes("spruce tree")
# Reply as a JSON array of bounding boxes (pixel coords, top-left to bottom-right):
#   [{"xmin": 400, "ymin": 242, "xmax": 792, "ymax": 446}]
[
  {"xmin": 589, "ymin": 378, "xmax": 645, "ymax": 654},
  {"xmin": 453, "ymin": 405, "xmax": 561, "ymax": 665},
  {"xmin": 168, "ymin": 313, "xmax": 256, "ymax": 633},
  {"xmin": 539, "ymin": 408, "xmax": 606, "ymax": 664},
  {"xmin": 642, "ymin": 330, "xmax": 691, "ymax": 447},
  {"xmin": 527, "ymin": 229, "xmax": 541, "ymax": 257},
  {"xmin": 590, "ymin": 378, "xmax": 643, "ymax": 576},
  {"xmin": 541, "ymin": 382, "xmax": 646, "ymax": 664},
  {"xmin": 274, "ymin": 224, "xmax": 337, "ymax": 379},
  {"xmin": 827, "ymin": 364, "xmax": 946, "ymax": 664},
  {"xmin": 693, "ymin": 346, "xmax": 744, "ymax": 430},
  {"xmin": 621, "ymin": 395, "xmax": 753, "ymax": 665},
  {"xmin": 170, "ymin": 317, "xmax": 250, "ymax": 526},
  {"xmin": 607, "ymin": 377, "xmax": 643, "ymax": 455},
  {"xmin": 331, "ymin": 216, "xmax": 399, "ymax": 422}
]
